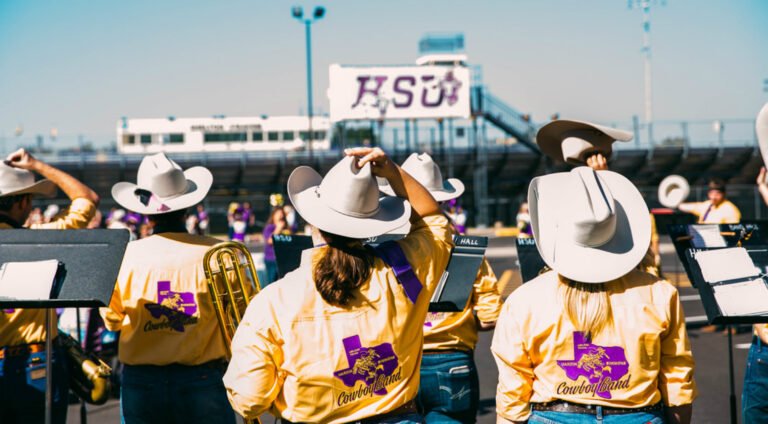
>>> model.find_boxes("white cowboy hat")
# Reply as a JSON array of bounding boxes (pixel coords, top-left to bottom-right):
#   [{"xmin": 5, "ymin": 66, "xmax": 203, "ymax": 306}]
[
  {"xmin": 537, "ymin": 119, "xmax": 633, "ymax": 165},
  {"xmin": 287, "ymin": 156, "xmax": 411, "ymax": 239},
  {"xmin": 528, "ymin": 166, "xmax": 650, "ymax": 283},
  {"xmin": 111, "ymin": 153, "xmax": 212, "ymax": 215},
  {"xmin": 658, "ymin": 175, "xmax": 690, "ymax": 208},
  {"xmin": 0, "ymin": 162, "xmax": 56, "ymax": 198},
  {"xmin": 379, "ymin": 153, "xmax": 464, "ymax": 202},
  {"xmin": 757, "ymin": 103, "xmax": 768, "ymax": 169}
]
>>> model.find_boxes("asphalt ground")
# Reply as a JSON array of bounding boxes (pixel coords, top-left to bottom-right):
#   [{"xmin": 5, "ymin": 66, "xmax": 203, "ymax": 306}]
[{"xmin": 68, "ymin": 237, "xmax": 750, "ymax": 424}]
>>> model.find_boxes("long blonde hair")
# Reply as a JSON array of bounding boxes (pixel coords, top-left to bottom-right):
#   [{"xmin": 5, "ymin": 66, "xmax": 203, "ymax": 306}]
[{"xmin": 557, "ymin": 274, "xmax": 613, "ymax": 340}]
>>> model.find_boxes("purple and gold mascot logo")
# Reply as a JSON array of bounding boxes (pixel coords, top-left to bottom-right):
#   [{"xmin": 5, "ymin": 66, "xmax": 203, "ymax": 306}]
[
  {"xmin": 333, "ymin": 335, "xmax": 402, "ymax": 406},
  {"xmin": 143, "ymin": 281, "xmax": 198, "ymax": 332},
  {"xmin": 556, "ymin": 332, "xmax": 631, "ymax": 399}
]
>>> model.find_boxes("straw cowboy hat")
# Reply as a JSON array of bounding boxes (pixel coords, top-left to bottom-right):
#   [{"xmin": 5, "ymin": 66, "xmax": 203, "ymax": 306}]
[
  {"xmin": 379, "ymin": 153, "xmax": 464, "ymax": 202},
  {"xmin": 111, "ymin": 153, "xmax": 212, "ymax": 215},
  {"xmin": 757, "ymin": 103, "xmax": 768, "ymax": 169},
  {"xmin": 537, "ymin": 120, "xmax": 633, "ymax": 165},
  {"xmin": 288, "ymin": 156, "xmax": 411, "ymax": 239},
  {"xmin": 658, "ymin": 175, "xmax": 690, "ymax": 208},
  {"xmin": 528, "ymin": 166, "xmax": 650, "ymax": 283},
  {"xmin": 0, "ymin": 162, "xmax": 56, "ymax": 198}
]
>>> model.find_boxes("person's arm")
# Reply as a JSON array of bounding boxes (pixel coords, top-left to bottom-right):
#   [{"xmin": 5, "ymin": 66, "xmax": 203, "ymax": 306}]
[
  {"xmin": 6, "ymin": 149, "xmax": 99, "ymax": 204},
  {"xmin": 474, "ymin": 258, "xmax": 501, "ymax": 331},
  {"xmin": 758, "ymin": 167, "xmax": 768, "ymax": 206},
  {"xmin": 658, "ymin": 285, "xmax": 697, "ymax": 424},
  {"xmin": 99, "ymin": 285, "xmax": 125, "ymax": 332},
  {"xmin": 345, "ymin": 147, "xmax": 440, "ymax": 221}
]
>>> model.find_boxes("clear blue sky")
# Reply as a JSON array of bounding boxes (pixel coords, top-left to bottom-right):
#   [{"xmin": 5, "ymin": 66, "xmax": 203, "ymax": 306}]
[{"xmin": 1, "ymin": 0, "xmax": 766, "ymax": 146}]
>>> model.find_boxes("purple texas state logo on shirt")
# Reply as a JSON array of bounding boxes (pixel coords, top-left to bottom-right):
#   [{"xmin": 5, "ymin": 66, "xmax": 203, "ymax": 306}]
[
  {"xmin": 143, "ymin": 281, "xmax": 198, "ymax": 332},
  {"xmin": 333, "ymin": 335, "xmax": 403, "ymax": 407},
  {"xmin": 556, "ymin": 332, "xmax": 631, "ymax": 399}
]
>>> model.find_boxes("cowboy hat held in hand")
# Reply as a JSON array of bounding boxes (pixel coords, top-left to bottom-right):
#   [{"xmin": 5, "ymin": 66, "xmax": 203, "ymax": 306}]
[
  {"xmin": 528, "ymin": 166, "xmax": 651, "ymax": 283},
  {"xmin": 111, "ymin": 153, "xmax": 212, "ymax": 215},
  {"xmin": 287, "ymin": 153, "xmax": 411, "ymax": 239},
  {"xmin": 0, "ymin": 149, "xmax": 56, "ymax": 198},
  {"xmin": 378, "ymin": 152, "xmax": 464, "ymax": 202},
  {"xmin": 537, "ymin": 119, "xmax": 633, "ymax": 165}
]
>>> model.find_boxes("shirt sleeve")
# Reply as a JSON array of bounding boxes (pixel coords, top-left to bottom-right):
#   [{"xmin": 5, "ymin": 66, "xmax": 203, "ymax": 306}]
[
  {"xmin": 658, "ymin": 285, "xmax": 698, "ymax": 406},
  {"xmin": 398, "ymin": 214, "xmax": 454, "ymax": 294},
  {"xmin": 677, "ymin": 201, "xmax": 703, "ymax": 217},
  {"xmin": 100, "ymin": 283, "xmax": 125, "ymax": 332},
  {"xmin": 473, "ymin": 258, "xmax": 502, "ymax": 324},
  {"xmin": 491, "ymin": 299, "xmax": 534, "ymax": 422},
  {"xmin": 32, "ymin": 198, "xmax": 96, "ymax": 230},
  {"xmin": 223, "ymin": 293, "xmax": 284, "ymax": 420}
]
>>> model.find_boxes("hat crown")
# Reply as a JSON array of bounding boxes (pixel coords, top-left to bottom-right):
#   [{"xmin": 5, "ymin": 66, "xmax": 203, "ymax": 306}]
[
  {"xmin": 0, "ymin": 164, "xmax": 35, "ymax": 195},
  {"xmin": 317, "ymin": 156, "xmax": 380, "ymax": 218},
  {"xmin": 137, "ymin": 153, "xmax": 189, "ymax": 198},
  {"xmin": 401, "ymin": 153, "xmax": 444, "ymax": 191},
  {"xmin": 560, "ymin": 167, "xmax": 617, "ymax": 248}
]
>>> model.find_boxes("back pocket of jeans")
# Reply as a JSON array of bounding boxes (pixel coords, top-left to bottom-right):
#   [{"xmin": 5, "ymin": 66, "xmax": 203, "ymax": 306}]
[{"xmin": 436, "ymin": 365, "xmax": 472, "ymax": 413}]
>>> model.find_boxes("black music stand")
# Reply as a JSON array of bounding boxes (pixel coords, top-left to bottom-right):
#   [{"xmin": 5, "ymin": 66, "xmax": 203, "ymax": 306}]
[
  {"xmin": 0, "ymin": 229, "xmax": 129, "ymax": 424},
  {"xmin": 429, "ymin": 235, "xmax": 487, "ymax": 312},
  {"xmin": 515, "ymin": 238, "xmax": 548, "ymax": 284},
  {"xmin": 671, "ymin": 223, "xmax": 768, "ymax": 424},
  {"xmin": 272, "ymin": 234, "xmax": 314, "ymax": 279}
]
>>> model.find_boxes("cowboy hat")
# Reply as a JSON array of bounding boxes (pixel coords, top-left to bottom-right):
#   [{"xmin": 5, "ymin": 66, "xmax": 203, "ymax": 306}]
[
  {"xmin": 536, "ymin": 119, "xmax": 633, "ymax": 165},
  {"xmin": 111, "ymin": 153, "xmax": 212, "ymax": 215},
  {"xmin": 0, "ymin": 162, "xmax": 56, "ymax": 198},
  {"xmin": 658, "ymin": 175, "xmax": 690, "ymax": 208},
  {"xmin": 379, "ymin": 153, "xmax": 464, "ymax": 202},
  {"xmin": 287, "ymin": 156, "xmax": 411, "ymax": 239},
  {"xmin": 756, "ymin": 103, "xmax": 768, "ymax": 169},
  {"xmin": 528, "ymin": 166, "xmax": 650, "ymax": 283}
]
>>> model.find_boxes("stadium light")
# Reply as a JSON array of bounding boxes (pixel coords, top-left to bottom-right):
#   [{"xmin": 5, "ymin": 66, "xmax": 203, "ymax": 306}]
[{"xmin": 291, "ymin": 5, "xmax": 326, "ymax": 164}]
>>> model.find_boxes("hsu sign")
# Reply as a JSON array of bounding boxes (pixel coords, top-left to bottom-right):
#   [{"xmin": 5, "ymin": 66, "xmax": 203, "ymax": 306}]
[{"xmin": 328, "ymin": 64, "xmax": 471, "ymax": 121}]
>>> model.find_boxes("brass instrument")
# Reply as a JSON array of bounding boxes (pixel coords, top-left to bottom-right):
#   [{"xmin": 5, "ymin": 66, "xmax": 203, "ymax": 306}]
[
  {"xmin": 203, "ymin": 241, "xmax": 261, "ymax": 424},
  {"xmin": 58, "ymin": 331, "xmax": 112, "ymax": 405}
]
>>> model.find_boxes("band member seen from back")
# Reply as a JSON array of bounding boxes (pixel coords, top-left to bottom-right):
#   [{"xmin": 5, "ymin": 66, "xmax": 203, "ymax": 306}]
[
  {"xmin": 492, "ymin": 167, "xmax": 697, "ymax": 423},
  {"xmin": 380, "ymin": 152, "xmax": 501, "ymax": 423},
  {"xmin": 678, "ymin": 178, "xmax": 741, "ymax": 224},
  {"xmin": 100, "ymin": 153, "xmax": 235, "ymax": 424},
  {"xmin": 223, "ymin": 148, "xmax": 453, "ymax": 423},
  {"xmin": 0, "ymin": 148, "xmax": 99, "ymax": 424}
]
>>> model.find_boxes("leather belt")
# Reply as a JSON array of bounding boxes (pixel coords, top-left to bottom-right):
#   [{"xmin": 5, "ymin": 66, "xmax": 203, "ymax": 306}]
[
  {"xmin": 281, "ymin": 399, "xmax": 418, "ymax": 424},
  {"xmin": 532, "ymin": 400, "xmax": 662, "ymax": 416},
  {"xmin": 0, "ymin": 342, "xmax": 47, "ymax": 360}
]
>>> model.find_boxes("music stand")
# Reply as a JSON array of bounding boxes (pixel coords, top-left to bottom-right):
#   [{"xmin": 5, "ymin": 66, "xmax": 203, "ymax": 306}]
[
  {"xmin": 0, "ymin": 229, "xmax": 129, "ymax": 424},
  {"xmin": 515, "ymin": 238, "xmax": 548, "ymax": 284},
  {"xmin": 429, "ymin": 235, "xmax": 487, "ymax": 312},
  {"xmin": 272, "ymin": 234, "xmax": 313, "ymax": 279}
]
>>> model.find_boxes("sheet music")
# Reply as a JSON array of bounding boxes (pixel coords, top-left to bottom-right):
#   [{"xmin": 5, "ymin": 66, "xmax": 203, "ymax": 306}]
[
  {"xmin": 688, "ymin": 225, "xmax": 727, "ymax": 248},
  {"xmin": 696, "ymin": 248, "xmax": 759, "ymax": 283},
  {"xmin": 0, "ymin": 260, "xmax": 59, "ymax": 300},
  {"xmin": 713, "ymin": 278, "xmax": 768, "ymax": 316}
]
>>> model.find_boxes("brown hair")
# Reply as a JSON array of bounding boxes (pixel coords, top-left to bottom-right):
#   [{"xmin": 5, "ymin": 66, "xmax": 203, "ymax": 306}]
[
  {"xmin": 313, "ymin": 231, "xmax": 375, "ymax": 306},
  {"xmin": 267, "ymin": 207, "xmax": 286, "ymax": 226},
  {"xmin": 557, "ymin": 274, "xmax": 613, "ymax": 340}
]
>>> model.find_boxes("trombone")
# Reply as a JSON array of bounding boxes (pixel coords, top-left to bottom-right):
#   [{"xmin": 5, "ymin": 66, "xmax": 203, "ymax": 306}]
[{"xmin": 203, "ymin": 241, "xmax": 262, "ymax": 424}]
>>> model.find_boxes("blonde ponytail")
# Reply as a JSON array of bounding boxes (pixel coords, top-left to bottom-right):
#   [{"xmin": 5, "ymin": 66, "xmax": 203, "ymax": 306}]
[{"xmin": 557, "ymin": 274, "xmax": 613, "ymax": 340}]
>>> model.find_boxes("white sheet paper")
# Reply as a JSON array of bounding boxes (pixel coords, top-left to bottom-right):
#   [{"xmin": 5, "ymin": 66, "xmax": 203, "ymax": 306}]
[
  {"xmin": 713, "ymin": 278, "xmax": 768, "ymax": 316},
  {"xmin": 0, "ymin": 260, "xmax": 59, "ymax": 301},
  {"xmin": 696, "ymin": 247, "xmax": 759, "ymax": 283},
  {"xmin": 689, "ymin": 225, "xmax": 727, "ymax": 248}
]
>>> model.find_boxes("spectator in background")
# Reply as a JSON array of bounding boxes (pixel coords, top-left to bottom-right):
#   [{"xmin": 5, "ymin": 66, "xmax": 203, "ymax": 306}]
[
  {"xmin": 283, "ymin": 203, "xmax": 299, "ymax": 233},
  {"xmin": 24, "ymin": 206, "xmax": 43, "ymax": 227},
  {"xmin": 678, "ymin": 178, "xmax": 741, "ymax": 224},
  {"xmin": 185, "ymin": 210, "xmax": 199, "ymax": 234},
  {"xmin": 227, "ymin": 202, "xmax": 239, "ymax": 240},
  {"xmin": 446, "ymin": 199, "xmax": 467, "ymax": 234},
  {"xmin": 262, "ymin": 206, "xmax": 290, "ymax": 285},
  {"xmin": 196, "ymin": 204, "xmax": 209, "ymax": 235},
  {"xmin": 230, "ymin": 208, "xmax": 247, "ymax": 243},
  {"xmin": 241, "ymin": 201, "xmax": 255, "ymax": 232},
  {"xmin": 515, "ymin": 201, "xmax": 533, "ymax": 238},
  {"xmin": 43, "ymin": 204, "xmax": 59, "ymax": 223}
]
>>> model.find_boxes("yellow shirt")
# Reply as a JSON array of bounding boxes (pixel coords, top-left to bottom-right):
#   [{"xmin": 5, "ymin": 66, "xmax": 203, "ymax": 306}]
[
  {"xmin": 223, "ymin": 214, "xmax": 454, "ymax": 423},
  {"xmin": 492, "ymin": 270, "xmax": 697, "ymax": 422},
  {"xmin": 754, "ymin": 325, "xmax": 768, "ymax": 345},
  {"xmin": 99, "ymin": 232, "xmax": 228, "ymax": 366},
  {"xmin": 0, "ymin": 198, "xmax": 96, "ymax": 347},
  {"xmin": 679, "ymin": 200, "xmax": 741, "ymax": 224},
  {"xmin": 423, "ymin": 258, "xmax": 501, "ymax": 352}
]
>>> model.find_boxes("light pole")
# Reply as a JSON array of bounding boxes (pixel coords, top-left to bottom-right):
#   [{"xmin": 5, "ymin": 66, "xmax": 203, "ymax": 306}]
[
  {"xmin": 629, "ymin": 0, "xmax": 665, "ymax": 146},
  {"xmin": 292, "ymin": 5, "xmax": 325, "ymax": 163}
]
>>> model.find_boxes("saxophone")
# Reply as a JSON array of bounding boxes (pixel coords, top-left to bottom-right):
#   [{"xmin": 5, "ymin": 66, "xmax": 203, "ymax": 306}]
[
  {"xmin": 58, "ymin": 331, "xmax": 112, "ymax": 405},
  {"xmin": 203, "ymin": 241, "xmax": 262, "ymax": 424}
]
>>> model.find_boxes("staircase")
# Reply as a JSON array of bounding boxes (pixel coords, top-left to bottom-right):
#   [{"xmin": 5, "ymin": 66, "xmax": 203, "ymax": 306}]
[{"xmin": 471, "ymin": 87, "xmax": 539, "ymax": 154}]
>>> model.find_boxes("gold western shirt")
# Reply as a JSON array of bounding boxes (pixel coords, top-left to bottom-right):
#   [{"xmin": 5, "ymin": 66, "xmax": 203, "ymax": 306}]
[
  {"xmin": 492, "ymin": 270, "xmax": 697, "ymax": 422},
  {"xmin": 99, "ymin": 232, "xmax": 228, "ymax": 365},
  {"xmin": 223, "ymin": 214, "xmax": 454, "ymax": 423},
  {"xmin": 679, "ymin": 200, "xmax": 741, "ymax": 224},
  {"xmin": 423, "ymin": 258, "xmax": 501, "ymax": 352},
  {"xmin": 0, "ymin": 198, "xmax": 96, "ymax": 347}
]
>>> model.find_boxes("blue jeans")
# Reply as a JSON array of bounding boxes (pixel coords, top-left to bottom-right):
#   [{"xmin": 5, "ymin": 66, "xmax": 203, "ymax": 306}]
[
  {"xmin": 0, "ymin": 345, "xmax": 69, "ymax": 424},
  {"xmin": 743, "ymin": 336, "xmax": 768, "ymax": 423},
  {"xmin": 283, "ymin": 412, "xmax": 424, "ymax": 424},
  {"xmin": 417, "ymin": 350, "xmax": 479, "ymax": 423},
  {"xmin": 264, "ymin": 260, "xmax": 279, "ymax": 287},
  {"xmin": 530, "ymin": 408, "xmax": 665, "ymax": 423},
  {"xmin": 120, "ymin": 361, "xmax": 235, "ymax": 424}
]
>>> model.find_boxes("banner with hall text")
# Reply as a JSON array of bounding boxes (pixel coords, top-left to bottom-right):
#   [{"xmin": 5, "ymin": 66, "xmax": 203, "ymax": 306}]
[{"xmin": 328, "ymin": 64, "xmax": 471, "ymax": 121}]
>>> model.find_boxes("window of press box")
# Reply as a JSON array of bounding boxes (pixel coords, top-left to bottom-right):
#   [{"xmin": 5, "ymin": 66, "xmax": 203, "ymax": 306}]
[
  {"xmin": 161, "ymin": 134, "xmax": 184, "ymax": 144},
  {"xmin": 140, "ymin": 134, "xmax": 152, "ymax": 144},
  {"xmin": 204, "ymin": 132, "xmax": 247, "ymax": 142},
  {"xmin": 456, "ymin": 127, "xmax": 465, "ymax": 138},
  {"xmin": 252, "ymin": 131, "xmax": 263, "ymax": 142},
  {"xmin": 299, "ymin": 131, "xmax": 310, "ymax": 140},
  {"xmin": 267, "ymin": 131, "xmax": 279, "ymax": 141},
  {"xmin": 123, "ymin": 135, "xmax": 136, "ymax": 145},
  {"xmin": 313, "ymin": 131, "xmax": 326, "ymax": 140},
  {"xmin": 283, "ymin": 131, "xmax": 295, "ymax": 141}
]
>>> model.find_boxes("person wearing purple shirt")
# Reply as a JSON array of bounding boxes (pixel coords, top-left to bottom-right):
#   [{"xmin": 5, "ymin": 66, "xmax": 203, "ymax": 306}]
[{"xmin": 262, "ymin": 206, "xmax": 289, "ymax": 285}]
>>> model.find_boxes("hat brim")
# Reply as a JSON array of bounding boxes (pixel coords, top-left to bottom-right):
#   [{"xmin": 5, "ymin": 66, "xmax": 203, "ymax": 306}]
[
  {"xmin": 757, "ymin": 103, "xmax": 768, "ymax": 170},
  {"xmin": 288, "ymin": 166, "xmax": 411, "ymax": 239},
  {"xmin": 111, "ymin": 167, "xmax": 212, "ymax": 215},
  {"xmin": 528, "ymin": 169, "xmax": 651, "ymax": 283},
  {"xmin": 537, "ymin": 120, "xmax": 633, "ymax": 165},
  {"xmin": 0, "ymin": 179, "xmax": 57, "ymax": 198},
  {"xmin": 379, "ymin": 178, "xmax": 465, "ymax": 202},
  {"xmin": 658, "ymin": 175, "xmax": 690, "ymax": 208}
]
